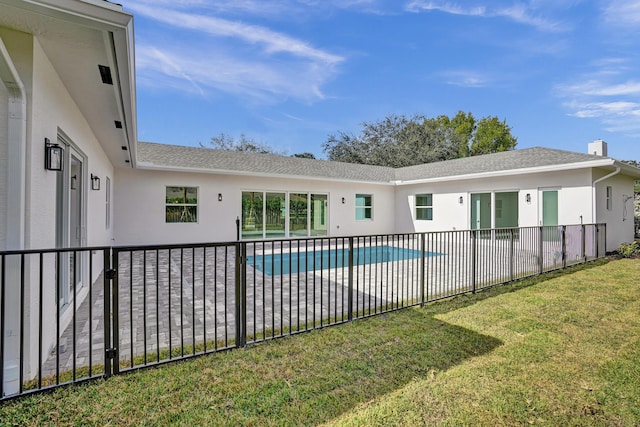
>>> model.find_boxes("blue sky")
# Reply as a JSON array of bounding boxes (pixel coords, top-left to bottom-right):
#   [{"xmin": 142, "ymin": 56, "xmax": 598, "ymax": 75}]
[{"xmin": 125, "ymin": 0, "xmax": 640, "ymax": 161}]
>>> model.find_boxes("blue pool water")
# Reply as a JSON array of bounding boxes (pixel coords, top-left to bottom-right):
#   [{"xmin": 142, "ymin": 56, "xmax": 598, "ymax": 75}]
[{"xmin": 247, "ymin": 245, "xmax": 441, "ymax": 276}]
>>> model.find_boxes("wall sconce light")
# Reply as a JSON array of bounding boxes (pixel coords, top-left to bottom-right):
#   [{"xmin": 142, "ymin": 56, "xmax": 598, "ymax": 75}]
[
  {"xmin": 91, "ymin": 174, "xmax": 101, "ymax": 190},
  {"xmin": 218, "ymin": 193, "xmax": 223, "ymax": 202},
  {"xmin": 341, "ymin": 197, "xmax": 345, "ymax": 204},
  {"xmin": 526, "ymin": 193, "xmax": 531, "ymax": 203},
  {"xmin": 44, "ymin": 137, "xmax": 63, "ymax": 171},
  {"xmin": 459, "ymin": 196, "xmax": 464, "ymax": 204}
]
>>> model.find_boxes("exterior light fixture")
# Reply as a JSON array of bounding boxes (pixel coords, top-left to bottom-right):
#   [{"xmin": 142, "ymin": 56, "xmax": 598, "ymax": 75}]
[
  {"xmin": 218, "ymin": 193, "xmax": 223, "ymax": 202},
  {"xmin": 341, "ymin": 197, "xmax": 345, "ymax": 204},
  {"xmin": 526, "ymin": 193, "xmax": 531, "ymax": 203},
  {"xmin": 44, "ymin": 137, "xmax": 63, "ymax": 171},
  {"xmin": 91, "ymin": 174, "xmax": 101, "ymax": 190},
  {"xmin": 459, "ymin": 196, "xmax": 464, "ymax": 204}
]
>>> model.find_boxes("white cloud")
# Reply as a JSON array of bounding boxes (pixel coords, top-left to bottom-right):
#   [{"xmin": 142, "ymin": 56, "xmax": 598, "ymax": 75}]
[
  {"xmin": 136, "ymin": 42, "xmax": 335, "ymax": 102},
  {"xmin": 130, "ymin": 0, "xmax": 392, "ymax": 17},
  {"xmin": 128, "ymin": 4, "xmax": 343, "ymax": 64},
  {"xmin": 603, "ymin": 0, "xmax": 640, "ymax": 29},
  {"xmin": 557, "ymin": 58, "xmax": 640, "ymax": 135},
  {"xmin": 568, "ymin": 101, "xmax": 640, "ymax": 118},
  {"xmin": 405, "ymin": 1, "xmax": 487, "ymax": 16},
  {"xmin": 405, "ymin": 0, "xmax": 567, "ymax": 32},
  {"xmin": 129, "ymin": 3, "xmax": 344, "ymax": 102},
  {"xmin": 440, "ymin": 70, "xmax": 490, "ymax": 87}
]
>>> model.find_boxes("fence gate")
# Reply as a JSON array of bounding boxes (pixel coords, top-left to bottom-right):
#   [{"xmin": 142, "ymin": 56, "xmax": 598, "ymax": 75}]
[{"xmin": 106, "ymin": 244, "xmax": 240, "ymax": 375}]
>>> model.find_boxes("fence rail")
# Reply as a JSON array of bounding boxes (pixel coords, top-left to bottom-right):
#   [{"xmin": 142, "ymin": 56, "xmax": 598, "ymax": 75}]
[{"xmin": 0, "ymin": 224, "xmax": 606, "ymax": 400}]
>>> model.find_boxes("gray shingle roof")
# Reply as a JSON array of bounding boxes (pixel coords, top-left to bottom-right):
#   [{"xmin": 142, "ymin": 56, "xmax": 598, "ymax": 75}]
[
  {"xmin": 394, "ymin": 146, "xmax": 612, "ymax": 182},
  {"xmin": 137, "ymin": 142, "xmax": 628, "ymax": 183},
  {"xmin": 137, "ymin": 142, "xmax": 396, "ymax": 183}
]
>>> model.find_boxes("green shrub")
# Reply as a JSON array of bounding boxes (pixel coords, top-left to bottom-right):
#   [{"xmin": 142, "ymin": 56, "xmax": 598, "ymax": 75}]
[{"xmin": 618, "ymin": 241, "xmax": 640, "ymax": 258}]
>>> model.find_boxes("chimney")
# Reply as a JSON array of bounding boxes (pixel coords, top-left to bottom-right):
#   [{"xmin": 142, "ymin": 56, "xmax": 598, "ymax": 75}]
[{"xmin": 588, "ymin": 139, "xmax": 608, "ymax": 156}]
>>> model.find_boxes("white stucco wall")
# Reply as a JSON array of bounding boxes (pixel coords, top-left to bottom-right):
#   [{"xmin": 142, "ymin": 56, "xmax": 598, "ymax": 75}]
[
  {"xmin": 114, "ymin": 168, "xmax": 396, "ymax": 246},
  {"xmin": 0, "ymin": 30, "xmax": 118, "ymax": 386},
  {"xmin": 0, "ymin": 27, "xmax": 33, "ymax": 392},
  {"xmin": 29, "ymin": 38, "xmax": 114, "ymax": 249},
  {"xmin": 394, "ymin": 169, "xmax": 595, "ymax": 233},
  {"xmin": 0, "ymin": 76, "xmax": 7, "ymax": 248},
  {"xmin": 594, "ymin": 171, "xmax": 636, "ymax": 249},
  {"xmin": 26, "ymin": 36, "xmax": 119, "ymax": 379}
]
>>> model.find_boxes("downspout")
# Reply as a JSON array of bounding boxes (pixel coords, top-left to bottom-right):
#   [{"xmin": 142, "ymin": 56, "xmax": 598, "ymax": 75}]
[
  {"xmin": 592, "ymin": 166, "xmax": 620, "ymax": 224},
  {"xmin": 0, "ymin": 38, "xmax": 26, "ymax": 251}
]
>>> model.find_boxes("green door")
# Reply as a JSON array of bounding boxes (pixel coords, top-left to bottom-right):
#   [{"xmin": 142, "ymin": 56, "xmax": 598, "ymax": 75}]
[
  {"xmin": 470, "ymin": 193, "xmax": 491, "ymax": 229},
  {"xmin": 542, "ymin": 190, "xmax": 558, "ymax": 226},
  {"xmin": 542, "ymin": 190, "xmax": 559, "ymax": 241}
]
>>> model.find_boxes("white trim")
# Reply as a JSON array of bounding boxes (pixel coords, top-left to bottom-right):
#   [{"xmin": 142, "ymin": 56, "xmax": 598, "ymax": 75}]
[
  {"xmin": 395, "ymin": 159, "xmax": 616, "ymax": 186},
  {"xmin": 591, "ymin": 167, "xmax": 620, "ymax": 223},
  {"xmin": 0, "ymin": 38, "xmax": 27, "ymax": 250},
  {"xmin": 1, "ymin": 0, "xmax": 132, "ymax": 29},
  {"xmin": 136, "ymin": 163, "xmax": 394, "ymax": 186}
]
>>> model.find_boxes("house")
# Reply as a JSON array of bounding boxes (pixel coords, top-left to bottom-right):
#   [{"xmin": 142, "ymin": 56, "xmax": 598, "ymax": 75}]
[
  {"xmin": 1, "ymin": 0, "xmax": 640, "ymax": 396},
  {"xmin": 116, "ymin": 140, "xmax": 640, "ymax": 251},
  {"xmin": 1, "ymin": 0, "xmax": 134, "ymax": 395}
]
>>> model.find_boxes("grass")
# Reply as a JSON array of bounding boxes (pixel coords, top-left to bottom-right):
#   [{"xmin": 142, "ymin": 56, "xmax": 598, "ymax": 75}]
[{"xmin": 1, "ymin": 258, "xmax": 638, "ymax": 426}]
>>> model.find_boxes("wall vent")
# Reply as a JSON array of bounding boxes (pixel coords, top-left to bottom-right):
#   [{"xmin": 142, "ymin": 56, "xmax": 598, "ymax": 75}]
[{"xmin": 98, "ymin": 65, "xmax": 113, "ymax": 85}]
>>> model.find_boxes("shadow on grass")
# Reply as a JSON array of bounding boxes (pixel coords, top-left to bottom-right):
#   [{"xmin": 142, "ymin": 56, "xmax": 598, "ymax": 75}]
[
  {"xmin": 423, "ymin": 258, "xmax": 609, "ymax": 317},
  {"xmin": 179, "ymin": 306, "xmax": 505, "ymax": 426},
  {"xmin": 0, "ymin": 259, "xmax": 610, "ymax": 426}
]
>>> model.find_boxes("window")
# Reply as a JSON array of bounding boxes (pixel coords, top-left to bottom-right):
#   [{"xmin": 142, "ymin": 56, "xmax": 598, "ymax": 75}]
[
  {"xmin": 606, "ymin": 186, "xmax": 612, "ymax": 211},
  {"xmin": 166, "ymin": 186, "xmax": 198, "ymax": 223},
  {"xmin": 356, "ymin": 194, "xmax": 373, "ymax": 220},
  {"xmin": 494, "ymin": 192, "xmax": 518, "ymax": 228},
  {"xmin": 415, "ymin": 194, "xmax": 433, "ymax": 220},
  {"xmin": 241, "ymin": 191, "xmax": 328, "ymax": 239},
  {"xmin": 289, "ymin": 193, "xmax": 308, "ymax": 237}
]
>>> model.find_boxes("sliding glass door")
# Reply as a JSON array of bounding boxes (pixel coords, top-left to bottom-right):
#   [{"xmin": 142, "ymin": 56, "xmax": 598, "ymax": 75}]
[
  {"xmin": 242, "ymin": 191, "xmax": 328, "ymax": 239},
  {"xmin": 310, "ymin": 194, "xmax": 327, "ymax": 236}
]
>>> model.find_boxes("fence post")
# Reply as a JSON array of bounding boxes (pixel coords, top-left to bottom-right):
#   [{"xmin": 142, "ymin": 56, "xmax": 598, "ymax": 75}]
[
  {"xmin": 235, "ymin": 242, "xmax": 246, "ymax": 348},
  {"xmin": 103, "ymin": 248, "xmax": 117, "ymax": 377},
  {"xmin": 471, "ymin": 230, "xmax": 477, "ymax": 294},
  {"xmin": 509, "ymin": 228, "xmax": 514, "ymax": 282},
  {"xmin": 348, "ymin": 237, "xmax": 354, "ymax": 321},
  {"xmin": 561, "ymin": 225, "xmax": 567, "ymax": 269},
  {"xmin": 420, "ymin": 233, "xmax": 426, "ymax": 306},
  {"xmin": 538, "ymin": 226, "xmax": 544, "ymax": 274},
  {"xmin": 595, "ymin": 224, "xmax": 599, "ymax": 259},
  {"xmin": 581, "ymin": 224, "xmax": 586, "ymax": 262}
]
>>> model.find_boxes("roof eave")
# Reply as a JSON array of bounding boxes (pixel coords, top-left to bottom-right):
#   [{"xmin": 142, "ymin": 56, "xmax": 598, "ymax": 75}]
[
  {"xmin": 394, "ymin": 159, "xmax": 616, "ymax": 186},
  {"xmin": 614, "ymin": 160, "xmax": 640, "ymax": 179},
  {"xmin": 135, "ymin": 163, "xmax": 394, "ymax": 185}
]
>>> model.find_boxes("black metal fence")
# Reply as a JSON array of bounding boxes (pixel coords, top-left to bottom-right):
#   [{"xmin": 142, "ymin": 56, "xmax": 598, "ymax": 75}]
[{"xmin": 0, "ymin": 224, "xmax": 606, "ymax": 400}]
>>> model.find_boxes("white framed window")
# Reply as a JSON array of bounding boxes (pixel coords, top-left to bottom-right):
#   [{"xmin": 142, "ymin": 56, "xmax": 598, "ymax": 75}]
[
  {"xmin": 166, "ymin": 186, "xmax": 198, "ymax": 223},
  {"xmin": 415, "ymin": 194, "xmax": 433, "ymax": 220},
  {"xmin": 606, "ymin": 186, "xmax": 612, "ymax": 211},
  {"xmin": 355, "ymin": 194, "xmax": 373, "ymax": 220}
]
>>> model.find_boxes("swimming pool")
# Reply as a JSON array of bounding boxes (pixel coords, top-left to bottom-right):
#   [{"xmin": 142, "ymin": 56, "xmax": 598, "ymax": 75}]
[{"xmin": 247, "ymin": 245, "xmax": 441, "ymax": 276}]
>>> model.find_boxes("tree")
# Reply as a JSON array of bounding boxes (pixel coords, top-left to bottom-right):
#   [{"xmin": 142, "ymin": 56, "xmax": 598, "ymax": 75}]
[
  {"xmin": 323, "ymin": 112, "xmax": 517, "ymax": 167},
  {"xmin": 204, "ymin": 133, "xmax": 282, "ymax": 155},
  {"xmin": 292, "ymin": 152, "xmax": 316, "ymax": 159},
  {"xmin": 470, "ymin": 116, "xmax": 517, "ymax": 156}
]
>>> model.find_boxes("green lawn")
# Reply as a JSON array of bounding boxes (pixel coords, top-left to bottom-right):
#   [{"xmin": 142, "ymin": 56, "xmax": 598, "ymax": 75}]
[{"xmin": 1, "ymin": 259, "xmax": 638, "ymax": 426}]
